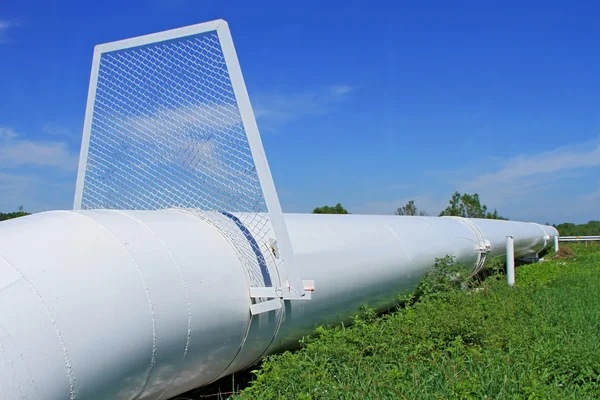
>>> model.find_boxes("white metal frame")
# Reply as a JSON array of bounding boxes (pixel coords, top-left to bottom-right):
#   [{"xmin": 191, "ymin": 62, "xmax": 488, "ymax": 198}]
[{"xmin": 73, "ymin": 19, "xmax": 307, "ymax": 299}]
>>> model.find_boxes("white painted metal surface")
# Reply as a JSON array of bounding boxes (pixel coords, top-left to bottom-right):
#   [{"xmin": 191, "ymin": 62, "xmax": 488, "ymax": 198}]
[
  {"xmin": 0, "ymin": 211, "xmax": 557, "ymax": 399},
  {"xmin": 506, "ymin": 236, "xmax": 515, "ymax": 286}
]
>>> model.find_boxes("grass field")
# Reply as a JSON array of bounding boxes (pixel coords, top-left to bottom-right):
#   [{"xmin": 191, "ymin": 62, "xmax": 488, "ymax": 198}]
[{"xmin": 183, "ymin": 243, "xmax": 600, "ymax": 399}]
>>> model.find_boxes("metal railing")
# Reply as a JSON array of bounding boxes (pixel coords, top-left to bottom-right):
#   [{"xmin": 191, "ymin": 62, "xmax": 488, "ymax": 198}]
[{"xmin": 559, "ymin": 236, "xmax": 600, "ymax": 242}]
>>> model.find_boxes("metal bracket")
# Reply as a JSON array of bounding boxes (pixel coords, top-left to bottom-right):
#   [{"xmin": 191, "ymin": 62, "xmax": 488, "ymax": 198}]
[
  {"xmin": 444, "ymin": 217, "xmax": 491, "ymax": 275},
  {"xmin": 250, "ymin": 299, "xmax": 281, "ymax": 315},
  {"xmin": 249, "ymin": 280, "xmax": 315, "ymax": 314},
  {"xmin": 280, "ymin": 279, "xmax": 314, "ymax": 300}
]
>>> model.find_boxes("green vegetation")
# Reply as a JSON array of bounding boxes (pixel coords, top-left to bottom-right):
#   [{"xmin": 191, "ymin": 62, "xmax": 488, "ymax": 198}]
[
  {"xmin": 233, "ymin": 243, "xmax": 600, "ymax": 399},
  {"xmin": 396, "ymin": 200, "xmax": 427, "ymax": 216},
  {"xmin": 554, "ymin": 220, "xmax": 600, "ymax": 236},
  {"xmin": 312, "ymin": 193, "xmax": 506, "ymax": 218},
  {"xmin": 312, "ymin": 203, "xmax": 349, "ymax": 214},
  {"xmin": 0, "ymin": 206, "xmax": 30, "ymax": 221},
  {"xmin": 439, "ymin": 191, "xmax": 507, "ymax": 220}
]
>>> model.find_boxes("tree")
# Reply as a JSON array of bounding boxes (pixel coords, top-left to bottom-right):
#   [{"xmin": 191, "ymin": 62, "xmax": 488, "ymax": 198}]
[
  {"xmin": 486, "ymin": 208, "xmax": 506, "ymax": 220},
  {"xmin": 0, "ymin": 206, "xmax": 30, "ymax": 222},
  {"xmin": 439, "ymin": 192, "xmax": 506, "ymax": 220},
  {"xmin": 440, "ymin": 191, "xmax": 464, "ymax": 217},
  {"xmin": 555, "ymin": 220, "xmax": 600, "ymax": 236},
  {"xmin": 313, "ymin": 203, "xmax": 349, "ymax": 214},
  {"xmin": 396, "ymin": 200, "xmax": 427, "ymax": 216}
]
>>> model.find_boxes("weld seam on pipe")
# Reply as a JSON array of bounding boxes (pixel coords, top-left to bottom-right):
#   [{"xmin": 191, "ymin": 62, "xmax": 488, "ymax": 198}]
[
  {"xmin": 227, "ymin": 215, "xmax": 286, "ymax": 370},
  {"xmin": 180, "ymin": 209, "xmax": 259, "ymax": 385},
  {"xmin": 74, "ymin": 213, "xmax": 158, "ymax": 400},
  {"xmin": 220, "ymin": 211, "xmax": 272, "ymax": 287},
  {"xmin": 206, "ymin": 213, "xmax": 284, "ymax": 383},
  {"xmin": 114, "ymin": 211, "xmax": 193, "ymax": 400},
  {"xmin": 0, "ymin": 253, "xmax": 76, "ymax": 399}
]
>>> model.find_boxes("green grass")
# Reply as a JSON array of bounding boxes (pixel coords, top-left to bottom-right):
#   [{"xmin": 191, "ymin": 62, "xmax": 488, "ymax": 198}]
[{"xmin": 231, "ymin": 243, "xmax": 600, "ymax": 399}]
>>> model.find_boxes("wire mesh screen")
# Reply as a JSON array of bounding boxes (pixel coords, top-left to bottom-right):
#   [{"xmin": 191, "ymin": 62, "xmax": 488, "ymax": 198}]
[
  {"xmin": 77, "ymin": 27, "xmax": 281, "ymax": 288},
  {"xmin": 182, "ymin": 210, "xmax": 276, "ymax": 288}
]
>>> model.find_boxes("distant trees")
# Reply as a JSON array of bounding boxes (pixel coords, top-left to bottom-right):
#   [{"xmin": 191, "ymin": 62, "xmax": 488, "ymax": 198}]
[
  {"xmin": 313, "ymin": 203, "xmax": 349, "ymax": 214},
  {"xmin": 555, "ymin": 221, "xmax": 600, "ymax": 236},
  {"xmin": 0, "ymin": 206, "xmax": 30, "ymax": 222},
  {"xmin": 439, "ymin": 192, "xmax": 506, "ymax": 220},
  {"xmin": 396, "ymin": 200, "xmax": 427, "ymax": 216}
]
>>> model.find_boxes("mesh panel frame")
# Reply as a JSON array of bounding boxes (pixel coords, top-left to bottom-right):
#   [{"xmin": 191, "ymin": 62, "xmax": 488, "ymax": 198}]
[{"xmin": 74, "ymin": 20, "xmax": 301, "ymax": 293}]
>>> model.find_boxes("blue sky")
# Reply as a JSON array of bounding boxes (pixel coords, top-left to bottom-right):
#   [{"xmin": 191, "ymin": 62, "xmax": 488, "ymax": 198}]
[{"xmin": 0, "ymin": 0, "xmax": 599, "ymax": 224}]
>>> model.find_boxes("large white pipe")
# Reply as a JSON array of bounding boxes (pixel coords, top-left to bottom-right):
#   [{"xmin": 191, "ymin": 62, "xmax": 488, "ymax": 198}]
[{"xmin": 0, "ymin": 210, "xmax": 557, "ymax": 399}]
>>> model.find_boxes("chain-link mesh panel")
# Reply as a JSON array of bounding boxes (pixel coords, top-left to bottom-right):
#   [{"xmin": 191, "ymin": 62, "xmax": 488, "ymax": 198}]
[
  {"xmin": 78, "ymin": 28, "xmax": 280, "ymax": 287},
  {"xmin": 179, "ymin": 210, "xmax": 277, "ymax": 288}
]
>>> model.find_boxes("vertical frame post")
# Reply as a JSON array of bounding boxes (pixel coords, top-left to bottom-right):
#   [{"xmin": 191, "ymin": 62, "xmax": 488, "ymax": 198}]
[
  {"xmin": 506, "ymin": 236, "xmax": 515, "ymax": 286},
  {"xmin": 216, "ymin": 21, "xmax": 305, "ymax": 298},
  {"xmin": 73, "ymin": 48, "xmax": 102, "ymax": 210}
]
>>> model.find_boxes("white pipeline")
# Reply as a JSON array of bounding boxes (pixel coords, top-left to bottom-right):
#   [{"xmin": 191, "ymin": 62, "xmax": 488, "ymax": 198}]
[{"xmin": 0, "ymin": 210, "xmax": 557, "ymax": 399}]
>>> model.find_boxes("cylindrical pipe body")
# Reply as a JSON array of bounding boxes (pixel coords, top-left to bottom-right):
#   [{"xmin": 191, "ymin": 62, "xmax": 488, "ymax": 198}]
[
  {"xmin": 0, "ymin": 211, "xmax": 556, "ymax": 399},
  {"xmin": 0, "ymin": 210, "xmax": 253, "ymax": 399}
]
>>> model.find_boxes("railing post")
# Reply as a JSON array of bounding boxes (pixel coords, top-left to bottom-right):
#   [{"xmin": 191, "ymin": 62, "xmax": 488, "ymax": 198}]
[
  {"xmin": 554, "ymin": 235, "xmax": 559, "ymax": 252},
  {"xmin": 506, "ymin": 236, "xmax": 515, "ymax": 286}
]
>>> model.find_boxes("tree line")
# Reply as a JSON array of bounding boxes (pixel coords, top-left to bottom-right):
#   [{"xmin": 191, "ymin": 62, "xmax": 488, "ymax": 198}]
[
  {"xmin": 554, "ymin": 220, "xmax": 600, "ymax": 237},
  {"xmin": 313, "ymin": 192, "xmax": 599, "ymax": 236},
  {"xmin": 313, "ymin": 191, "xmax": 506, "ymax": 220},
  {"xmin": 2, "ymin": 198, "xmax": 599, "ymax": 237},
  {"xmin": 0, "ymin": 206, "xmax": 30, "ymax": 222}
]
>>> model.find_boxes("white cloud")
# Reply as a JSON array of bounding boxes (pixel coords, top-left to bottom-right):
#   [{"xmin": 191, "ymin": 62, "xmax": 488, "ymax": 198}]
[
  {"xmin": 459, "ymin": 138, "xmax": 600, "ymax": 208},
  {"xmin": 452, "ymin": 138, "xmax": 600, "ymax": 223},
  {"xmin": 0, "ymin": 127, "xmax": 78, "ymax": 171},
  {"xmin": 0, "ymin": 20, "xmax": 15, "ymax": 43},
  {"xmin": 85, "ymin": 103, "xmax": 240, "ymax": 177},
  {"xmin": 43, "ymin": 123, "xmax": 74, "ymax": 138},
  {"xmin": 178, "ymin": 137, "xmax": 226, "ymax": 172},
  {"xmin": 506, "ymin": 189, "xmax": 599, "ymax": 225},
  {"xmin": 329, "ymin": 85, "xmax": 353, "ymax": 96},
  {"xmin": 0, "ymin": 172, "xmax": 35, "ymax": 211},
  {"xmin": 469, "ymin": 139, "xmax": 600, "ymax": 188},
  {"xmin": 123, "ymin": 102, "xmax": 241, "ymax": 142},
  {"xmin": 0, "ymin": 126, "xmax": 17, "ymax": 141},
  {"xmin": 252, "ymin": 85, "xmax": 354, "ymax": 133},
  {"xmin": 0, "ymin": 126, "xmax": 78, "ymax": 212},
  {"xmin": 584, "ymin": 186, "xmax": 600, "ymax": 202}
]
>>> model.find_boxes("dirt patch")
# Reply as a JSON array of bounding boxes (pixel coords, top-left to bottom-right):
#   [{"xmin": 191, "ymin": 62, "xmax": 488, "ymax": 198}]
[{"xmin": 553, "ymin": 247, "xmax": 575, "ymax": 260}]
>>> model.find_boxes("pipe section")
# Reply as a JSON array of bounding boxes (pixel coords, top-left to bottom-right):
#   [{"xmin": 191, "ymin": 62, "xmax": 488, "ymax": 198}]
[{"xmin": 0, "ymin": 211, "xmax": 557, "ymax": 399}]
